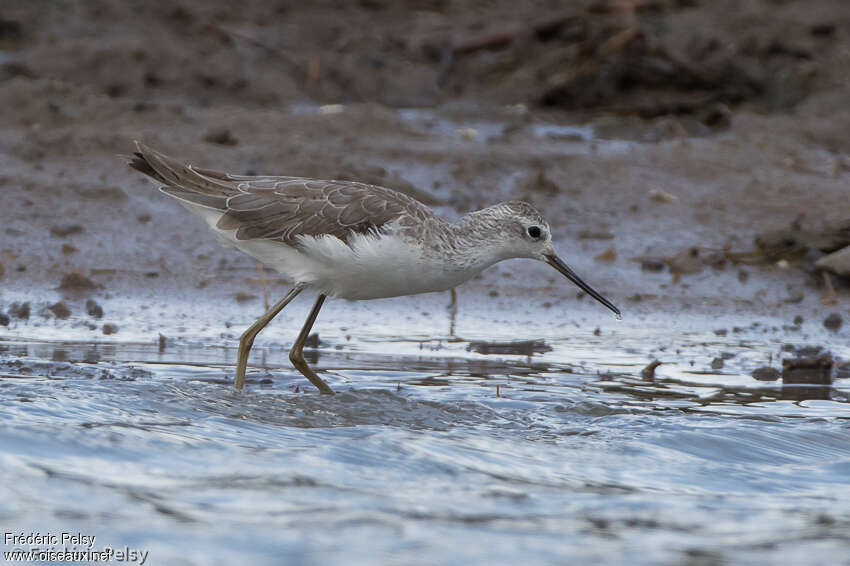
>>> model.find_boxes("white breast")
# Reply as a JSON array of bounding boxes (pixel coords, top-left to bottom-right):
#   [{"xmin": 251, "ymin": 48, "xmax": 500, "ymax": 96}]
[
  {"xmin": 182, "ymin": 202, "xmax": 481, "ymax": 300},
  {"xmin": 294, "ymin": 231, "xmax": 477, "ymax": 300}
]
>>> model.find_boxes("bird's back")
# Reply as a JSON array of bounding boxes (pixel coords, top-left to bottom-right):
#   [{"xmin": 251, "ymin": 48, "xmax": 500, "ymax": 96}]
[{"xmin": 130, "ymin": 142, "xmax": 457, "ymax": 298}]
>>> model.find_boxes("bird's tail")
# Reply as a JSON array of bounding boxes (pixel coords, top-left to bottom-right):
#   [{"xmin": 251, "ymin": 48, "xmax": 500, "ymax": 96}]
[{"xmin": 128, "ymin": 141, "xmax": 235, "ymax": 198}]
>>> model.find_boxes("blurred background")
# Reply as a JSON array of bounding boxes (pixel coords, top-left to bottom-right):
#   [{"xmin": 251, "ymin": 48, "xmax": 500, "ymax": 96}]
[
  {"xmin": 2, "ymin": 2, "xmax": 850, "ymax": 565},
  {"xmin": 2, "ymin": 0, "xmax": 850, "ymax": 315}
]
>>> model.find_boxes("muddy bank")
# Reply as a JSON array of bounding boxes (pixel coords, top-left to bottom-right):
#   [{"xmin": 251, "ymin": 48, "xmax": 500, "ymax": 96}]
[{"xmin": 1, "ymin": 0, "xmax": 850, "ymax": 322}]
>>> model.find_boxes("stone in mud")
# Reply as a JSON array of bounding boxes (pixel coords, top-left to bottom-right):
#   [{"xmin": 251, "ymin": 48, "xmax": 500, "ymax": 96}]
[
  {"xmin": 823, "ymin": 313, "xmax": 842, "ymax": 331},
  {"xmin": 203, "ymin": 128, "xmax": 238, "ymax": 146},
  {"xmin": 782, "ymin": 354, "xmax": 833, "ymax": 384},
  {"xmin": 76, "ymin": 185, "xmax": 127, "ymax": 201},
  {"xmin": 782, "ymin": 353, "xmax": 833, "ymax": 401},
  {"xmin": 304, "ymin": 333, "xmax": 321, "ymax": 349},
  {"xmin": 59, "ymin": 272, "xmax": 100, "ymax": 292},
  {"xmin": 85, "ymin": 299, "xmax": 103, "ymax": 319},
  {"xmin": 594, "ymin": 248, "xmax": 616, "ymax": 262},
  {"xmin": 9, "ymin": 302, "xmax": 30, "ymax": 320},
  {"xmin": 467, "ymin": 339, "xmax": 552, "ymax": 355},
  {"xmin": 50, "ymin": 224, "xmax": 84, "ymax": 238},
  {"xmin": 641, "ymin": 360, "xmax": 661, "ymax": 379},
  {"xmin": 668, "ymin": 247, "xmax": 703, "ymax": 279},
  {"xmin": 640, "ymin": 259, "xmax": 665, "ymax": 272},
  {"xmin": 102, "ymin": 323, "xmax": 118, "ymax": 335},
  {"xmin": 49, "ymin": 301, "xmax": 71, "ymax": 319},
  {"xmin": 751, "ymin": 366, "xmax": 780, "ymax": 381},
  {"xmin": 711, "ymin": 358, "xmax": 724, "ymax": 370}
]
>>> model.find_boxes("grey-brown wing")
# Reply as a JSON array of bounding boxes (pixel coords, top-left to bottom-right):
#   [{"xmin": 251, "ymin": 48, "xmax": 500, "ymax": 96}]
[
  {"xmin": 130, "ymin": 142, "xmax": 433, "ymax": 245},
  {"xmin": 215, "ymin": 178, "xmax": 431, "ymax": 244}
]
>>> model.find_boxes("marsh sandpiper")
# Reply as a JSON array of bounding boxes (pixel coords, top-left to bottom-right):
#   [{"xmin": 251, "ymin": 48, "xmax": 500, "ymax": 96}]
[{"xmin": 130, "ymin": 142, "xmax": 620, "ymax": 393}]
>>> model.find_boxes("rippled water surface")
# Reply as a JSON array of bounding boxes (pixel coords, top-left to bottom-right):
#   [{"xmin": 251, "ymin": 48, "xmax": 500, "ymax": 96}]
[{"xmin": 2, "ymin": 317, "xmax": 850, "ymax": 565}]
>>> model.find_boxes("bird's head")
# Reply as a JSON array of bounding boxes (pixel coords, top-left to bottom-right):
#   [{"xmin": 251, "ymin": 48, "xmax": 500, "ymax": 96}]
[{"xmin": 466, "ymin": 201, "xmax": 620, "ymax": 318}]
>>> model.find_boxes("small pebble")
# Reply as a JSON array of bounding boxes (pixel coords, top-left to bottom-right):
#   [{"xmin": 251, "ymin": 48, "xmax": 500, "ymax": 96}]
[
  {"xmin": 203, "ymin": 127, "xmax": 238, "ymax": 146},
  {"xmin": 102, "ymin": 323, "xmax": 118, "ymax": 335},
  {"xmin": 456, "ymin": 127, "xmax": 479, "ymax": 141},
  {"xmin": 640, "ymin": 259, "xmax": 665, "ymax": 272},
  {"xmin": 648, "ymin": 188, "xmax": 679, "ymax": 203},
  {"xmin": 823, "ymin": 313, "xmax": 843, "ymax": 331},
  {"xmin": 641, "ymin": 360, "xmax": 661, "ymax": 379},
  {"xmin": 60, "ymin": 272, "xmax": 99, "ymax": 291},
  {"xmin": 319, "ymin": 104, "xmax": 345, "ymax": 115},
  {"xmin": 594, "ymin": 248, "xmax": 616, "ymax": 262},
  {"xmin": 86, "ymin": 299, "xmax": 103, "ymax": 319},
  {"xmin": 9, "ymin": 302, "xmax": 30, "ymax": 320},
  {"xmin": 752, "ymin": 367, "xmax": 780, "ymax": 381},
  {"xmin": 50, "ymin": 224, "xmax": 84, "ymax": 238},
  {"xmin": 49, "ymin": 301, "xmax": 71, "ymax": 319}
]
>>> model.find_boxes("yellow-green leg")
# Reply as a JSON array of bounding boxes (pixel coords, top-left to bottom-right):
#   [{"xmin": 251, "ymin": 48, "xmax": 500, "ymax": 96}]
[
  {"xmin": 289, "ymin": 294, "xmax": 333, "ymax": 394},
  {"xmin": 235, "ymin": 285, "xmax": 304, "ymax": 389}
]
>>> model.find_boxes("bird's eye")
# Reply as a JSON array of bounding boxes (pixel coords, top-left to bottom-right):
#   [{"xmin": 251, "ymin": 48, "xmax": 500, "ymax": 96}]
[{"xmin": 527, "ymin": 226, "xmax": 542, "ymax": 239}]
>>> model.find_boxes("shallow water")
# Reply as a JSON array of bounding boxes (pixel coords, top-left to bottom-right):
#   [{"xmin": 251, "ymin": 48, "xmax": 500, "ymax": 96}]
[{"xmin": 2, "ymin": 313, "xmax": 850, "ymax": 566}]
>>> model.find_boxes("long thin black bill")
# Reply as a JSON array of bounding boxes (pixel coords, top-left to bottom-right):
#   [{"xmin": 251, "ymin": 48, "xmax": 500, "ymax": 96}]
[{"xmin": 544, "ymin": 254, "xmax": 621, "ymax": 318}]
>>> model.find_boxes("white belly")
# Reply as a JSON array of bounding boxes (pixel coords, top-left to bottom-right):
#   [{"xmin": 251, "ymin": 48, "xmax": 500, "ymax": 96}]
[
  {"xmin": 182, "ymin": 202, "xmax": 481, "ymax": 300},
  {"xmin": 292, "ymin": 231, "xmax": 478, "ymax": 300}
]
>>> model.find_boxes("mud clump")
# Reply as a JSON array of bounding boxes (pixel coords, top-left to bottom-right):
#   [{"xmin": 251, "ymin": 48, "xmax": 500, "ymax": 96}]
[
  {"xmin": 782, "ymin": 353, "xmax": 834, "ymax": 401},
  {"xmin": 59, "ymin": 273, "xmax": 100, "ymax": 292},
  {"xmin": 48, "ymin": 301, "xmax": 71, "ymax": 319},
  {"xmin": 823, "ymin": 313, "xmax": 842, "ymax": 331},
  {"xmin": 642, "ymin": 360, "xmax": 661, "ymax": 380},
  {"xmin": 50, "ymin": 225, "xmax": 84, "ymax": 238},
  {"xmin": 640, "ymin": 259, "xmax": 664, "ymax": 273},
  {"xmin": 304, "ymin": 333, "xmax": 321, "ymax": 349},
  {"xmin": 751, "ymin": 367, "xmax": 780, "ymax": 381},
  {"xmin": 85, "ymin": 299, "xmax": 103, "ymax": 319},
  {"xmin": 75, "ymin": 185, "xmax": 127, "ymax": 201},
  {"xmin": 467, "ymin": 339, "xmax": 552, "ymax": 356},
  {"xmin": 782, "ymin": 354, "xmax": 833, "ymax": 384},
  {"xmin": 203, "ymin": 128, "xmax": 238, "ymax": 146},
  {"xmin": 102, "ymin": 323, "xmax": 118, "ymax": 335},
  {"xmin": 0, "ymin": 311, "xmax": 9, "ymax": 326},
  {"xmin": 9, "ymin": 302, "xmax": 30, "ymax": 320},
  {"xmin": 594, "ymin": 248, "xmax": 617, "ymax": 263}
]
